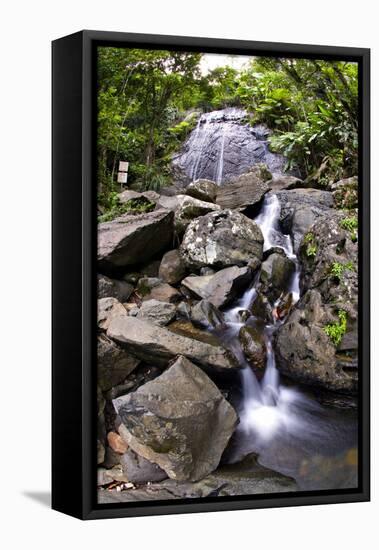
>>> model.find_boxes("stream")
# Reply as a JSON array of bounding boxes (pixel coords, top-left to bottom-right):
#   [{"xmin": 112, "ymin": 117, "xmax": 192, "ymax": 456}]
[{"xmin": 210, "ymin": 193, "xmax": 358, "ymax": 490}]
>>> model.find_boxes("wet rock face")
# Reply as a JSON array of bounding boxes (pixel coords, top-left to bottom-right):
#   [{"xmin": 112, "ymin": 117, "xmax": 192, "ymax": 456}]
[
  {"xmin": 190, "ymin": 299, "xmax": 225, "ymax": 329},
  {"xmin": 259, "ymin": 251, "xmax": 296, "ymax": 303},
  {"xmin": 276, "ymin": 188, "xmax": 334, "ymax": 251},
  {"xmin": 113, "ymin": 356, "xmax": 238, "ymax": 482},
  {"xmin": 98, "ymin": 209, "xmax": 174, "ymax": 272},
  {"xmin": 239, "ymin": 326, "xmax": 266, "ymax": 369},
  {"xmin": 106, "ymin": 315, "xmax": 239, "ymax": 372},
  {"xmin": 172, "ymin": 108, "xmax": 285, "ymax": 184},
  {"xmin": 180, "ymin": 209, "xmax": 263, "ymax": 270},
  {"xmin": 215, "ymin": 167, "xmax": 270, "ymax": 211},
  {"xmin": 275, "ymin": 212, "xmax": 358, "ymax": 393}
]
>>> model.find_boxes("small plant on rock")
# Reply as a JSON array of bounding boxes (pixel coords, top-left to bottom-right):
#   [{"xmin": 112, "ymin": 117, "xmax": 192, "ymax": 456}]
[
  {"xmin": 340, "ymin": 216, "xmax": 358, "ymax": 242},
  {"xmin": 330, "ymin": 261, "xmax": 355, "ymax": 282},
  {"xmin": 304, "ymin": 232, "xmax": 318, "ymax": 258},
  {"xmin": 324, "ymin": 310, "xmax": 347, "ymax": 346}
]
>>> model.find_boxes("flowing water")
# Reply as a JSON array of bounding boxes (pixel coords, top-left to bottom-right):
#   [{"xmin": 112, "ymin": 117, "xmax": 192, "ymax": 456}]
[
  {"xmin": 174, "ymin": 108, "xmax": 286, "ymax": 184},
  {"xmin": 211, "ymin": 192, "xmax": 357, "ymax": 490}
]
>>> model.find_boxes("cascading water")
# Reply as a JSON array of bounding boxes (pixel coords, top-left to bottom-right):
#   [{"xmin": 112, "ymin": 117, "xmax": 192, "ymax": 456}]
[
  {"xmin": 216, "ymin": 193, "xmax": 356, "ymax": 488},
  {"xmin": 173, "ymin": 108, "xmax": 286, "ymax": 184}
]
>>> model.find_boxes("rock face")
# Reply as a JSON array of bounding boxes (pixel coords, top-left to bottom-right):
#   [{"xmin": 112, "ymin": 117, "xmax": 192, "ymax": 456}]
[
  {"xmin": 113, "ymin": 357, "xmax": 238, "ymax": 482},
  {"xmin": 180, "ymin": 210, "xmax": 263, "ymax": 269},
  {"xmin": 118, "ymin": 189, "xmax": 159, "ymax": 204},
  {"xmin": 136, "ymin": 277, "xmax": 181, "ymax": 303},
  {"xmin": 98, "ymin": 453, "xmax": 297, "ymax": 502},
  {"xmin": 98, "ymin": 275, "xmax": 133, "ymax": 302},
  {"xmin": 239, "ymin": 326, "xmax": 266, "ymax": 369},
  {"xmin": 185, "ymin": 179, "xmax": 218, "ymax": 203},
  {"xmin": 181, "ymin": 266, "xmax": 252, "ymax": 308},
  {"xmin": 107, "ymin": 315, "xmax": 238, "ymax": 372},
  {"xmin": 158, "ymin": 249, "xmax": 186, "ymax": 284},
  {"xmin": 98, "ymin": 297, "xmax": 127, "ymax": 331},
  {"xmin": 174, "ymin": 195, "xmax": 220, "ymax": 235},
  {"xmin": 98, "ymin": 209, "xmax": 174, "ymax": 271},
  {"xmin": 136, "ymin": 299, "xmax": 177, "ymax": 326},
  {"xmin": 215, "ymin": 168, "xmax": 269, "ymax": 211},
  {"xmin": 190, "ymin": 299, "xmax": 225, "ymax": 329},
  {"xmin": 259, "ymin": 251, "xmax": 295, "ymax": 302},
  {"xmin": 276, "ymin": 188, "xmax": 334, "ymax": 251},
  {"xmin": 119, "ymin": 448, "xmax": 168, "ymax": 483},
  {"xmin": 98, "ymin": 333, "xmax": 140, "ymax": 391},
  {"xmin": 275, "ymin": 212, "xmax": 358, "ymax": 393},
  {"xmin": 172, "ymin": 108, "xmax": 285, "ymax": 183},
  {"xmin": 332, "ymin": 176, "xmax": 358, "ymax": 209}
]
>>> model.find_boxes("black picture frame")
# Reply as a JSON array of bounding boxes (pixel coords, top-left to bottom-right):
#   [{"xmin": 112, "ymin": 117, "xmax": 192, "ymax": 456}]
[{"xmin": 52, "ymin": 30, "xmax": 370, "ymax": 520}]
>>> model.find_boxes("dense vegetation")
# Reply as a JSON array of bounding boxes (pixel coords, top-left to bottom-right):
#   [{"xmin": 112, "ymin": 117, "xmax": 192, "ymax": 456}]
[{"xmin": 97, "ymin": 47, "xmax": 358, "ymax": 211}]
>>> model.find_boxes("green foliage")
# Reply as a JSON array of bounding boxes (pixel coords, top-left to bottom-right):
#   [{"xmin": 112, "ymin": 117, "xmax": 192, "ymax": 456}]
[
  {"xmin": 98, "ymin": 196, "xmax": 155, "ymax": 223},
  {"xmin": 97, "ymin": 49, "xmax": 358, "ymax": 216},
  {"xmin": 340, "ymin": 215, "xmax": 358, "ymax": 241},
  {"xmin": 324, "ymin": 310, "xmax": 347, "ymax": 346},
  {"xmin": 330, "ymin": 261, "xmax": 355, "ymax": 282},
  {"xmin": 304, "ymin": 232, "xmax": 318, "ymax": 258}
]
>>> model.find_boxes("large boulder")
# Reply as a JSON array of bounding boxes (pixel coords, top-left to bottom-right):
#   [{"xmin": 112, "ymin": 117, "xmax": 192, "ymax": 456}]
[
  {"xmin": 215, "ymin": 168, "xmax": 269, "ymax": 211},
  {"xmin": 97, "ymin": 297, "xmax": 127, "ymax": 331},
  {"xmin": 98, "ymin": 275, "xmax": 133, "ymax": 302},
  {"xmin": 113, "ymin": 356, "xmax": 238, "ymax": 482},
  {"xmin": 185, "ymin": 179, "xmax": 218, "ymax": 203},
  {"xmin": 180, "ymin": 210, "xmax": 263, "ymax": 269},
  {"xmin": 136, "ymin": 299, "xmax": 177, "ymax": 326},
  {"xmin": 158, "ymin": 249, "xmax": 187, "ymax": 284},
  {"xmin": 98, "ymin": 334, "xmax": 140, "ymax": 391},
  {"xmin": 276, "ymin": 188, "xmax": 334, "ymax": 252},
  {"xmin": 181, "ymin": 266, "xmax": 252, "ymax": 308},
  {"xmin": 136, "ymin": 277, "xmax": 181, "ymax": 303},
  {"xmin": 259, "ymin": 251, "xmax": 296, "ymax": 303},
  {"xmin": 118, "ymin": 189, "xmax": 159, "ymax": 204},
  {"xmin": 107, "ymin": 315, "xmax": 238, "ymax": 372},
  {"xmin": 190, "ymin": 299, "xmax": 225, "ymax": 329},
  {"xmin": 239, "ymin": 326, "xmax": 266, "ymax": 369},
  {"xmin": 98, "ymin": 209, "xmax": 174, "ymax": 271},
  {"xmin": 174, "ymin": 195, "xmax": 220, "ymax": 235}
]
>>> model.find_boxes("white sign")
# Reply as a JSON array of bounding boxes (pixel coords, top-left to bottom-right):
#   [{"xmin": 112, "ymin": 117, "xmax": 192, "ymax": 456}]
[
  {"xmin": 117, "ymin": 172, "xmax": 128, "ymax": 184},
  {"xmin": 119, "ymin": 161, "xmax": 129, "ymax": 173}
]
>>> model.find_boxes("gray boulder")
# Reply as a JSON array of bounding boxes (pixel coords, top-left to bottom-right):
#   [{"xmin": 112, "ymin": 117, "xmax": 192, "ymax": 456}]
[
  {"xmin": 239, "ymin": 326, "xmax": 266, "ymax": 369},
  {"xmin": 136, "ymin": 299, "xmax": 177, "ymax": 326},
  {"xmin": 190, "ymin": 299, "xmax": 225, "ymax": 329},
  {"xmin": 180, "ymin": 209, "xmax": 263, "ymax": 269},
  {"xmin": 98, "ymin": 209, "xmax": 174, "ymax": 271},
  {"xmin": 98, "ymin": 333, "xmax": 140, "ymax": 391},
  {"xmin": 185, "ymin": 179, "xmax": 218, "ymax": 203},
  {"xmin": 136, "ymin": 277, "xmax": 181, "ymax": 303},
  {"xmin": 107, "ymin": 315, "xmax": 238, "ymax": 372},
  {"xmin": 118, "ymin": 189, "xmax": 159, "ymax": 204},
  {"xmin": 215, "ymin": 168, "xmax": 269, "ymax": 210},
  {"xmin": 119, "ymin": 448, "xmax": 168, "ymax": 483},
  {"xmin": 276, "ymin": 188, "xmax": 334, "ymax": 251},
  {"xmin": 181, "ymin": 266, "xmax": 252, "ymax": 308},
  {"xmin": 113, "ymin": 356, "xmax": 238, "ymax": 482},
  {"xmin": 260, "ymin": 251, "xmax": 295, "ymax": 302},
  {"xmin": 159, "ymin": 249, "xmax": 187, "ymax": 284},
  {"xmin": 98, "ymin": 297, "xmax": 127, "ymax": 331},
  {"xmin": 174, "ymin": 195, "xmax": 220, "ymax": 235},
  {"xmin": 98, "ymin": 274, "xmax": 133, "ymax": 302}
]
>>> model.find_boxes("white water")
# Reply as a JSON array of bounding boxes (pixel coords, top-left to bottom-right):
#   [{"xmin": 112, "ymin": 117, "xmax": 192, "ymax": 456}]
[{"xmin": 221, "ymin": 192, "xmax": 305, "ymax": 442}]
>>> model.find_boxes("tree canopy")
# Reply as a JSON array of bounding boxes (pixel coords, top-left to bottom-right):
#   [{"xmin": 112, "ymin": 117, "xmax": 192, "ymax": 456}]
[{"xmin": 97, "ymin": 47, "xmax": 358, "ymax": 212}]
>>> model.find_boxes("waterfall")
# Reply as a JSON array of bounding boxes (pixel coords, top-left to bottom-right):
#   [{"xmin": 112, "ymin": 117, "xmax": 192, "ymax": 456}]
[
  {"xmin": 219, "ymin": 191, "xmax": 303, "ymax": 441},
  {"xmin": 173, "ymin": 108, "xmax": 286, "ymax": 184}
]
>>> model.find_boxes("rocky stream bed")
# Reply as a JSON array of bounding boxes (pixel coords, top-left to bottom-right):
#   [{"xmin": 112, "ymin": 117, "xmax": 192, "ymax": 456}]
[{"xmin": 97, "ymin": 109, "xmax": 359, "ymax": 503}]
